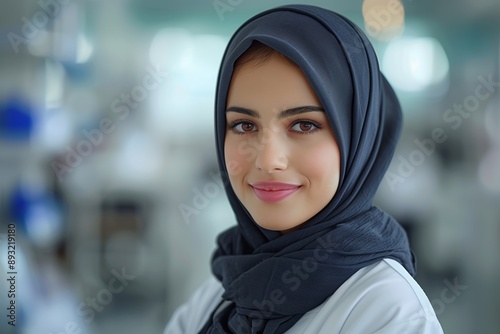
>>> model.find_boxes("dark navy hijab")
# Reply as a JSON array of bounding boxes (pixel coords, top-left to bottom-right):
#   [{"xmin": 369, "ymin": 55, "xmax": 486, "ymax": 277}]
[{"xmin": 201, "ymin": 4, "xmax": 415, "ymax": 334}]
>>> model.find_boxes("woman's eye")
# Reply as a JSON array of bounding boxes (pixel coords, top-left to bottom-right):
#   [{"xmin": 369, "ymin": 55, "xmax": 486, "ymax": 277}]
[
  {"xmin": 232, "ymin": 121, "xmax": 257, "ymax": 133},
  {"xmin": 290, "ymin": 121, "xmax": 319, "ymax": 133}
]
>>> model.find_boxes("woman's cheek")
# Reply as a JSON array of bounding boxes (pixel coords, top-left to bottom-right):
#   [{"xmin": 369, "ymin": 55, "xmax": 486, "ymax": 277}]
[
  {"xmin": 306, "ymin": 143, "xmax": 340, "ymax": 182},
  {"xmin": 226, "ymin": 158, "xmax": 243, "ymax": 177},
  {"xmin": 225, "ymin": 140, "xmax": 246, "ymax": 177}
]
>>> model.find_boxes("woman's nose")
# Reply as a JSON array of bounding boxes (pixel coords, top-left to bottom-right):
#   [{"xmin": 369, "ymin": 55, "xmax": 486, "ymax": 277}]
[{"xmin": 254, "ymin": 129, "xmax": 288, "ymax": 173}]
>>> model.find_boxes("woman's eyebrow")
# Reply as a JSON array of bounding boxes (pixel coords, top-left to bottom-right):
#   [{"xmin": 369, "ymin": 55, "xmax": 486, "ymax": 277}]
[
  {"xmin": 225, "ymin": 106, "xmax": 259, "ymax": 118},
  {"xmin": 225, "ymin": 105, "xmax": 324, "ymax": 119},
  {"xmin": 277, "ymin": 106, "xmax": 325, "ymax": 119}
]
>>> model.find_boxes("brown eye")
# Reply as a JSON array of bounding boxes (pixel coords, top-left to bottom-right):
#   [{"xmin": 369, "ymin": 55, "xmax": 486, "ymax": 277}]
[
  {"xmin": 241, "ymin": 122, "xmax": 255, "ymax": 132},
  {"xmin": 299, "ymin": 123, "xmax": 313, "ymax": 131},
  {"xmin": 291, "ymin": 121, "xmax": 320, "ymax": 134},
  {"xmin": 231, "ymin": 121, "xmax": 257, "ymax": 134}
]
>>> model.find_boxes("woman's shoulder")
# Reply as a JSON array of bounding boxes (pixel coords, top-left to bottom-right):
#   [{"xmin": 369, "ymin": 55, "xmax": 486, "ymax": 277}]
[
  {"xmin": 163, "ymin": 276, "xmax": 224, "ymax": 334},
  {"xmin": 165, "ymin": 260, "xmax": 444, "ymax": 334},
  {"xmin": 288, "ymin": 258, "xmax": 444, "ymax": 333}
]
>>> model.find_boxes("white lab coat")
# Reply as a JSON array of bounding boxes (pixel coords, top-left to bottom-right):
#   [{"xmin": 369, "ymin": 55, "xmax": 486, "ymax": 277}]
[{"xmin": 164, "ymin": 259, "xmax": 443, "ymax": 333}]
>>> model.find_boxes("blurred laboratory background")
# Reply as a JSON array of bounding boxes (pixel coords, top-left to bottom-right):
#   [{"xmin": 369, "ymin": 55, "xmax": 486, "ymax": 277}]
[{"xmin": 0, "ymin": 0, "xmax": 499, "ymax": 333}]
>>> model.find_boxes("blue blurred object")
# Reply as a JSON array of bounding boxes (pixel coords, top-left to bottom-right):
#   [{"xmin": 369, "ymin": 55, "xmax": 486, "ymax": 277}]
[
  {"xmin": 9, "ymin": 181, "xmax": 64, "ymax": 249},
  {"xmin": 61, "ymin": 60, "xmax": 93, "ymax": 82},
  {"xmin": 0, "ymin": 95, "xmax": 35, "ymax": 141}
]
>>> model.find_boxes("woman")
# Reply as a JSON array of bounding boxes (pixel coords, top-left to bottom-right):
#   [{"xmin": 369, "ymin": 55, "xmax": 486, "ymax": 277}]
[{"xmin": 165, "ymin": 4, "xmax": 443, "ymax": 334}]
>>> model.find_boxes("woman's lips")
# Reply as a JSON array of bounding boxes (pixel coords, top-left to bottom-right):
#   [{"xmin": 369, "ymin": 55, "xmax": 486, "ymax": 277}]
[{"xmin": 250, "ymin": 182, "xmax": 301, "ymax": 203}]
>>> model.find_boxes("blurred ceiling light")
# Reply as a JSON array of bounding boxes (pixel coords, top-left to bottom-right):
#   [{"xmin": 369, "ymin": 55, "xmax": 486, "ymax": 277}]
[
  {"xmin": 148, "ymin": 29, "xmax": 227, "ymax": 139},
  {"xmin": 362, "ymin": 0, "xmax": 405, "ymax": 41},
  {"xmin": 149, "ymin": 28, "xmax": 193, "ymax": 71},
  {"xmin": 382, "ymin": 37, "xmax": 450, "ymax": 92},
  {"xmin": 75, "ymin": 34, "xmax": 94, "ymax": 64}
]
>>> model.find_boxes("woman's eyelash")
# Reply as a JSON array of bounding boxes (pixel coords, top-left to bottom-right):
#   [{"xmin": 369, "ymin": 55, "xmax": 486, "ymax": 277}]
[
  {"xmin": 227, "ymin": 120, "xmax": 257, "ymax": 134},
  {"xmin": 290, "ymin": 120, "xmax": 322, "ymax": 134},
  {"xmin": 226, "ymin": 119, "xmax": 322, "ymax": 134}
]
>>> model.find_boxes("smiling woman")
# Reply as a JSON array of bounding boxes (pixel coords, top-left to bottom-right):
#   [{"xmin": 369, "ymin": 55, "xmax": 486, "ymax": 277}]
[
  {"xmin": 224, "ymin": 49, "xmax": 340, "ymax": 233},
  {"xmin": 164, "ymin": 4, "xmax": 443, "ymax": 334}
]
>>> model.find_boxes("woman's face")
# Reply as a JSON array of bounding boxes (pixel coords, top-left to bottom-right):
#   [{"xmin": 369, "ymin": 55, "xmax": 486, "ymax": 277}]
[{"xmin": 224, "ymin": 52, "xmax": 340, "ymax": 232}]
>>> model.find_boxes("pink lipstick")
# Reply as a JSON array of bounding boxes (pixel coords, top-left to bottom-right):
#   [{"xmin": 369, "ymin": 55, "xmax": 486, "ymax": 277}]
[{"xmin": 251, "ymin": 182, "xmax": 301, "ymax": 203}]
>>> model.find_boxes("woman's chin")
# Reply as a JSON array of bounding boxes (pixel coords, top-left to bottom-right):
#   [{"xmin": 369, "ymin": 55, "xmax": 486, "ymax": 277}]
[{"xmin": 252, "ymin": 216, "xmax": 304, "ymax": 233}]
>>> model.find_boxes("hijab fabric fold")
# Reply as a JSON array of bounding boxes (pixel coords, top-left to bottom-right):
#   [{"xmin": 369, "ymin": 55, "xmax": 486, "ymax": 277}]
[{"xmin": 201, "ymin": 4, "xmax": 415, "ymax": 334}]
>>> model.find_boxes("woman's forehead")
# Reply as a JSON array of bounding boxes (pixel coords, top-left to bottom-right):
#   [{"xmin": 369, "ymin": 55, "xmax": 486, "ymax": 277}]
[{"xmin": 226, "ymin": 53, "xmax": 323, "ymax": 113}]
